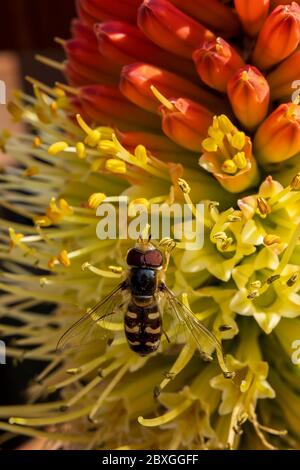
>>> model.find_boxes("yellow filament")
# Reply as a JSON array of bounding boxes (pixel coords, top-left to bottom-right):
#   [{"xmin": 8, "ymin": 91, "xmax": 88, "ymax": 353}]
[
  {"xmin": 150, "ymin": 85, "xmax": 174, "ymax": 111},
  {"xmin": 89, "ymin": 364, "xmax": 129, "ymax": 422},
  {"xmin": 138, "ymin": 399, "xmax": 193, "ymax": 427},
  {"xmin": 76, "ymin": 114, "xmax": 101, "ymax": 147}
]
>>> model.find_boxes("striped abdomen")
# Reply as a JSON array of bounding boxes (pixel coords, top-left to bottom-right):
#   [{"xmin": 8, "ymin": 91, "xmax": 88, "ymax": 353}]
[{"xmin": 124, "ymin": 297, "xmax": 162, "ymax": 356}]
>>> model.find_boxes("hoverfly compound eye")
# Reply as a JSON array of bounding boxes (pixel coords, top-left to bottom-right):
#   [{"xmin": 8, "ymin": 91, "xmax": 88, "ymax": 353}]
[
  {"xmin": 126, "ymin": 248, "xmax": 163, "ymax": 268},
  {"xmin": 126, "ymin": 248, "xmax": 145, "ymax": 267},
  {"xmin": 144, "ymin": 249, "xmax": 163, "ymax": 268}
]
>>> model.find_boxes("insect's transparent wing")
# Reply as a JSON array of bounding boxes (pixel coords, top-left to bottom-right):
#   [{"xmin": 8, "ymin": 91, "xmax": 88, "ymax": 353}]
[
  {"xmin": 162, "ymin": 286, "xmax": 234, "ymax": 378},
  {"xmin": 57, "ymin": 282, "xmax": 129, "ymax": 353}
]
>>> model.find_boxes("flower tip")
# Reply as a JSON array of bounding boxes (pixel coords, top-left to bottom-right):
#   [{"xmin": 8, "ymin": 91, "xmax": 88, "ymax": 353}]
[{"xmin": 138, "ymin": 416, "xmax": 145, "ymax": 425}]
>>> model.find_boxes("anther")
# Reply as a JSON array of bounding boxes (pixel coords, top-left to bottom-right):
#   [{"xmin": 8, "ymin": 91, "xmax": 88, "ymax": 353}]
[
  {"xmin": 224, "ymin": 371, "xmax": 235, "ymax": 379},
  {"xmin": 287, "ymin": 272, "xmax": 298, "ymax": 287},
  {"xmin": 48, "ymin": 142, "xmax": 69, "ymax": 156},
  {"xmin": 247, "ymin": 290, "xmax": 259, "ymax": 299},
  {"xmin": 264, "ymin": 234, "xmax": 282, "ymax": 246},
  {"xmin": 220, "ymin": 237, "xmax": 233, "ymax": 251},
  {"xmin": 213, "ymin": 231, "xmax": 227, "ymax": 241},
  {"xmin": 177, "ymin": 178, "xmax": 191, "ymax": 194},
  {"xmin": 257, "ymin": 197, "xmax": 271, "ymax": 216},
  {"xmin": 222, "ymin": 159, "xmax": 237, "ymax": 175},
  {"xmin": 59, "ymin": 405, "xmax": 69, "ymax": 412},
  {"xmin": 267, "ymin": 274, "xmax": 280, "ymax": 285},
  {"xmin": 228, "ymin": 212, "xmax": 242, "ymax": 222},
  {"xmin": 218, "ymin": 324, "xmax": 233, "ymax": 332},
  {"xmin": 290, "ymin": 173, "xmax": 300, "ymax": 190},
  {"xmin": 88, "ymin": 193, "xmax": 106, "ymax": 210},
  {"xmin": 250, "ymin": 281, "xmax": 262, "ymax": 289}
]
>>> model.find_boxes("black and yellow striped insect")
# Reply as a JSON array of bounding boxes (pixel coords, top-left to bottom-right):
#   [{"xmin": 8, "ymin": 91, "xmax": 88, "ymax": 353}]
[{"xmin": 58, "ymin": 238, "xmax": 233, "ymax": 378}]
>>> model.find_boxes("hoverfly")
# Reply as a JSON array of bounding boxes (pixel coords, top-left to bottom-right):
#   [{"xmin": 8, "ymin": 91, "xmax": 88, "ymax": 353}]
[{"xmin": 57, "ymin": 238, "xmax": 233, "ymax": 378}]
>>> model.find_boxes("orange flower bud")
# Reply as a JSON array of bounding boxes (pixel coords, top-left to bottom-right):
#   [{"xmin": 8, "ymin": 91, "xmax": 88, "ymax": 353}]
[
  {"xmin": 169, "ymin": 0, "xmax": 240, "ymax": 37},
  {"xmin": 116, "ymin": 130, "xmax": 186, "ymax": 162},
  {"xmin": 228, "ymin": 66, "xmax": 270, "ymax": 131},
  {"xmin": 159, "ymin": 98, "xmax": 214, "ymax": 151},
  {"xmin": 77, "ymin": 85, "xmax": 161, "ymax": 131},
  {"xmin": 138, "ymin": 0, "xmax": 215, "ymax": 60},
  {"xmin": 95, "ymin": 21, "xmax": 197, "ymax": 82},
  {"xmin": 234, "ymin": 0, "xmax": 270, "ymax": 36},
  {"xmin": 77, "ymin": 0, "xmax": 141, "ymax": 25},
  {"xmin": 193, "ymin": 38, "xmax": 245, "ymax": 93},
  {"xmin": 120, "ymin": 63, "xmax": 224, "ymax": 114},
  {"xmin": 267, "ymin": 50, "xmax": 300, "ymax": 101},
  {"xmin": 253, "ymin": 2, "xmax": 300, "ymax": 70},
  {"xmin": 254, "ymin": 103, "xmax": 300, "ymax": 165}
]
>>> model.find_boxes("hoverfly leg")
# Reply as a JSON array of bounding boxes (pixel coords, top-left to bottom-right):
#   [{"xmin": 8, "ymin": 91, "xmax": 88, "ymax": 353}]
[
  {"xmin": 163, "ymin": 328, "xmax": 171, "ymax": 343},
  {"xmin": 163, "ymin": 371, "xmax": 176, "ymax": 380},
  {"xmin": 199, "ymin": 351, "xmax": 213, "ymax": 362}
]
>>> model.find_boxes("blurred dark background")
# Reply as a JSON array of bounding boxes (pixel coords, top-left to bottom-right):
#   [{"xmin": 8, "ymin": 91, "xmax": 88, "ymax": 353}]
[
  {"xmin": 0, "ymin": 0, "xmax": 76, "ymax": 86},
  {"xmin": 0, "ymin": 0, "xmax": 76, "ymax": 445},
  {"xmin": 0, "ymin": 0, "xmax": 76, "ymax": 50}
]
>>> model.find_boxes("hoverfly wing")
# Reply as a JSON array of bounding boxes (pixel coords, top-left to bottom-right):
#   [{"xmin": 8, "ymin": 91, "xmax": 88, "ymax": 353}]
[
  {"xmin": 162, "ymin": 286, "xmax": 234, "ymax": 378},
  {"xmin": 57, "ymin": 282, "xmax": 129, "ymax": 353}
]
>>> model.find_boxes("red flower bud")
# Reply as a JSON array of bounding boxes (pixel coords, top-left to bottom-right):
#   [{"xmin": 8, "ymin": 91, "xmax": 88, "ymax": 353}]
[
  {"xmin": 253, "ymin": 2, "xmax": 300, "ymax": 70},
  {"xmin": 116, "ymin": 129, "xmax": 187, "ymax": 162},
  {"xmin": 76, "ymin": 0, "xmax": 142, "ymax": 25},
  {"xmin": 77, "ymin": 85, "xmax": 161, "ymax": 131},
  {"xmin": 159, "ymin": 98, "xmax": 214, "ymax": 151},
  {"xmin": 193, "ymin": 38, "xmax": 245, "ymax": 93},
  {"xmin": 254, "ymin": 103, "xmax": 300, "ymax": 164},
  {"xmin": 120, "ymin": 63, "xmax": 224, "ymax": 114},
  {"xmin": 63, "ymin": 38, "xmax": 119, "ymax": 86},
  {"xmin": 94, "ymin": 21, "xmax": 197, "ymax": 82},
  {"xmin": 169, "ymin": 0, "xmax": 240, "ymax": 37},
  {"xmin": 228, "ymin": 66, "xmax": 270, "ymax": 131},
  {"xmin": 234, "ymin": 0, "xmax": 270, "ymax": 36},
  {"xmin": 71, "ymin": 19, "xmax": 97, "ymax": 43},
  {"xmin": 138, "ymin": 0, "xmax": 215, "ymax": 60}
]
